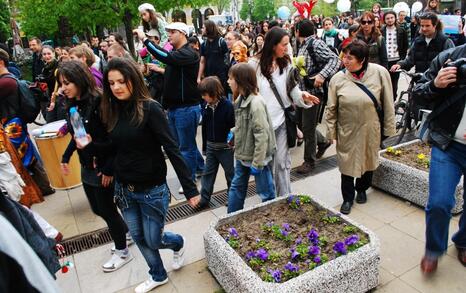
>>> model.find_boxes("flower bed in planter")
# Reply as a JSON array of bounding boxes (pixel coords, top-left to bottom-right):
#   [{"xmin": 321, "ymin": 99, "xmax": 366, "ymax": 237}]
[
  {"xmin": 204, "ymin": 195, "xmax": 380, "ymax": 293},
  {"xmin": 373, "ymin": 140, "xmax": 463, "ymax": 214}
]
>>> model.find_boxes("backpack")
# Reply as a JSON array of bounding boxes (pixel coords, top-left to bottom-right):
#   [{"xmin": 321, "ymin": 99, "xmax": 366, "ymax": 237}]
[{"xmin": 3, "ymin": 74, "xmax": 42, "ymax": 123}]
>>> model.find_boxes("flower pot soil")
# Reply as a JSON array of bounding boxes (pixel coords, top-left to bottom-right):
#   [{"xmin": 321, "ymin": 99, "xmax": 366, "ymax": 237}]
[
  {"xmin": 381, "ymin": 142, "xmax": 431, "ymax": 172},
  {"xmin": 216, "ymin": 195, "xmax": 369, "ymax": 283}
]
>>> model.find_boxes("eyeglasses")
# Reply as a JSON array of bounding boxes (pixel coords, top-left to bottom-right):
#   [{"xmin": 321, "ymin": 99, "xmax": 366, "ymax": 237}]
[{"xmin": 361, "ymin": 21, "xmax": 373, "ymax": 25}]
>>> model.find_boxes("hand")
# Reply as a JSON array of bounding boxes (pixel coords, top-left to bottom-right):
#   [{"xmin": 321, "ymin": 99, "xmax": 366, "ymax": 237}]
[
  {"xmin": 147, "ymin": 63, "xmax": 162, "ymax": 73},
  {"xmin": 75, "ymin": 134, "xmax": 92, "ymax": 149},
  {"xmin": 390, "ymin": 64, "xmax": 401, "ymax": 72},
  {"xmin": 132, "ymin": 29, "xmax": 145, "ymax": 41},
  {"xmin": 188, "ymin": 195, "xmax": 201, "ymax": 208},
  {"xmin": 313, "ymin": 74, "xmax": 325, "ymax": 88},
  {"xmin": 302, "ymin": 91, "xmax": 320, "ymax": 105},
  {"xmin": 434, "ymin": 65, "xmax": 457, "ymax": 88},
  {"xmin": 197, "ymin": 77, "xmax": 202, "ymax": 84},
  {"xmin": 100, "ymin": 174, "xmax": 113, "ymax": 188},
  {"xmin": 60, "ymin": 163, "xmax": 70, "ymax": 175},
  {"xmin": 47, "ymin": 102, "xmax": 55, "ymax": 111},
  {"xmin": 250, "ymin": 166, "xmax": 262, "ymax": 176}
]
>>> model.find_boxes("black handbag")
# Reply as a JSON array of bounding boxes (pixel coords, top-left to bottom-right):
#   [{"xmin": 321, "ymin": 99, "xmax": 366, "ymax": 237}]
[{"xmin": 267, "ymin": 77, "xmax": 298, "ymax": 148}]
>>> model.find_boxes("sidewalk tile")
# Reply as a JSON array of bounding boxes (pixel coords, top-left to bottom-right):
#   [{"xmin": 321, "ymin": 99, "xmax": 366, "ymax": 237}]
[
  {"xmin": 55, "ymin": 255, "xmax": 81, "ymax": 293},
  {"xmin": 379, "ymin": 267, "xmax": 397, "ymax": 286},
  {"xmin": 375, "ymin": 278, "xmax": 420, "ymax": 292},
  {"xmin": 115, "ymin": 279, "xmax": 178, "ymax": 293},
  {"xmin": 169, "ymin": 259, "xmax": 220, "ymax": 292}
]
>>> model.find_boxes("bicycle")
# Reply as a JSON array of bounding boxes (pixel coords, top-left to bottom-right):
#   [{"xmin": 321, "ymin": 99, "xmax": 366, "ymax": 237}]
[{"xmin": 392, "ymin": 69, "xmax": 423, "ymax": 145}]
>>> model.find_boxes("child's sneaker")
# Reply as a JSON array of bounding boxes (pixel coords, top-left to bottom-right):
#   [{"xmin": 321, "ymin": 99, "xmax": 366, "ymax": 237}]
[
  {"xmin": 172, "ymin": 236, "xmax": 186, "ymax": 270},
  {"xmin": 134, "ymin": 277, "xmax": 168, "ymax": 293},
  {"xmin": 102, "ymin": 249, "xmax": 133, "ymax": 272},
  {"xmin": 111, "ymin": 233, "xmax": 134, "ymax": 253}
]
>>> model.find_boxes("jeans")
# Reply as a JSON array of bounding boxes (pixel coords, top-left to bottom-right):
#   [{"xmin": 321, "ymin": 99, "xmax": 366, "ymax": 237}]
[
  {"xmin": 168, "ymin": 105, "xmax": 204, "ymax": 181},
  {"xmin": 341, "ymin": 171, "xmax": 373, "ymax": 203},
  {"xmin": 272, "ymin": 123, "xmax": 291, "ymax": 197},
  {"xmin": 425, "ymin": 142, "xmax": 466, "ymax": 258},
  {"xmin": 388, "ymin": 60, "xmax": 400, "ymax": 100},
  {"xmin": 200, "ymin": 145, "xmax": 234, "ymax": 204},
  {"xmin": 115, "ymin": 182, "xmax": 183, "ymax": 281},
  {"xmin": 227, "ymin": 160, "xmax": 275, "ymax": 213}
]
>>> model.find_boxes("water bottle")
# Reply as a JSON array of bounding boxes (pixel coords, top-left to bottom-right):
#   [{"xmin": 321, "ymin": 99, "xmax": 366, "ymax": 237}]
[{"xmin": 69, "ymin": 107, "xmax": 89, "ymax": 147}]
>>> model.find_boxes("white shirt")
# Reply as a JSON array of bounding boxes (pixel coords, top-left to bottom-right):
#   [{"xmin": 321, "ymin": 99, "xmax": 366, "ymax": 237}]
[{"xmin": 248, "ymin": 58, "xmax": 312, "ymax": 130}]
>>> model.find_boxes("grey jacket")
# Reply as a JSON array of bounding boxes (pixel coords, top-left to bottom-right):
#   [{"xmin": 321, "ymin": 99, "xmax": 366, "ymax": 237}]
[{"xmin": 233, "ymin": 94, "xmax": 276, "ymax": 169}]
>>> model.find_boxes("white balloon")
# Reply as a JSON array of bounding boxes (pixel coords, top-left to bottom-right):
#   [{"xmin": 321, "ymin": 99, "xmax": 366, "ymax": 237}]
[
  {"xmin": 324, "ymin": 0, "xmax": 335, "ymax": 3},
  {"xmin": 393, "ymin": 2, "xmax": 410, "ymax": 14},
  {"xmin": 411, "ymin": 1, "xmax": 423, "ymax": 14},
  {"xmin": 336, "ymin": 0, "xmax": 351, "ymax": 13}
]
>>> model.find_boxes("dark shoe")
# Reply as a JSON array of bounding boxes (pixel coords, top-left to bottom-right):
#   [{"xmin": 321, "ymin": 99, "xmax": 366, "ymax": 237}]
[
  {"xmin": 420, "ymin": 256, "xmax": 438, "ymax": 274},
  {"xmin": 457, "ymin": 246, "xmax": 466, "ymax": 267},
  {"xmin": 340, "ymin": 201, "xmax": 353, "ymax": 215},
  {"xmin": 296, "ymin": 161, "xmax": 314, "ymax": 174},
  {"xmin": 42, "ymin": 188, "xmax": 55, "ymax": 196},
  {"xmin": 356, "ymin": 191, "xmax": 367, "ymax": 204},
  {"xmin": 54, "ymin": 232, "xmax": 63, "ymax": 243},
  {"xmin": 198, "ymin": 199, "xmax": 210, "ymax": 210},
  {"xmin": 316, "ymin": 142, "xmax": 331, "ymax": 159}
]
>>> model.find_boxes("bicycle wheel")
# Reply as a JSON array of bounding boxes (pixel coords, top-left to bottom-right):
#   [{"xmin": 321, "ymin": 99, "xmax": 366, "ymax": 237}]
[
  {"xmin": 394, "ymin": 100, "xmax": 407, "ymax": 132},
  {"xmin": 394, "ymin": 108, "xmax": 410, "ymax": 145}
]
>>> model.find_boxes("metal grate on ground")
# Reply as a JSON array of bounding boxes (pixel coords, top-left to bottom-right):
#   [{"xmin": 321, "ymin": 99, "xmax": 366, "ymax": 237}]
[{"xmin": 60, "ymin": 131, "xmax": 416, "ymax": 257}]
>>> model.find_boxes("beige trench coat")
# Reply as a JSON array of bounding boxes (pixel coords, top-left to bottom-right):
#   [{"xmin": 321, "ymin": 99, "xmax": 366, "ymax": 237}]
[{"xmin": 324, "ymin": 63, "xmax": 396, "ymax": 178}]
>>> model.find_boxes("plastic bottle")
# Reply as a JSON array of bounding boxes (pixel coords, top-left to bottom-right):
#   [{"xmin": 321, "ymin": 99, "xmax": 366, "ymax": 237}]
[{"xmin": 69, "ymin": 107, "xmax": 89, "ymax": 147}]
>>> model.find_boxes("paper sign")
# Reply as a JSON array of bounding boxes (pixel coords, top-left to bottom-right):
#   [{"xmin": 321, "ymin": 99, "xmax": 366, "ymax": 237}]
[{"xmin": 438, "ymin": 15, "xmax": 461, "ymax": 34}]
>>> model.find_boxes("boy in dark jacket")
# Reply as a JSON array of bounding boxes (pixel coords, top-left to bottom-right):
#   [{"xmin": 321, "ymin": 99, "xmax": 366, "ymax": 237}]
[{"xmin": 198, "ymin": 76, "xmax": 235, "ymax": 208}]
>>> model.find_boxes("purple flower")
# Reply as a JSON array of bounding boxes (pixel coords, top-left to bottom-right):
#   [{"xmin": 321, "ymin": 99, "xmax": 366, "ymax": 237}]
[
  {"xmin": 282, "ymin": 223, "xmax": 291, "ymax": 231},
  {"xmin": 255, "ymin": 248, "xmax": 269, "ymax": 261},
  {"xmin": 333, "ymin": 241, "xmax": 347, "ymax": 255},
  {"xmin": 295, "ymin": 237, "xmax": 303, "ymax": 245},
  {"xmin": 295, "ymin": 198, "xmax": 301, "ymax": 206},
  {"xmin": 268, "ymin": 269, "xmax": 282, "ymax": 283},
  {"xmin": 344, "ymin": 234, "xmax": 359, "ymax": 246},
  {"xmin": 256, "ymin": 238, "xmax": 261, "ymax": 243},
  {"xmin": 313, "ymin": 256, "xmax": 321, "ymax": 263},
  {"xmin": 245, "ymin": 251, "xmax": 255, "ymax": 261},
  {"xmin": 284, "ymin": 262, "xmax": 299, "ymax": 272},
  {"xmin": 280, "ymin": 229, "xmax": 289, "ymax": 237},
  {"xmin": 225, "ymin": 236, "xmax": 230, "ymax": 242},
  {"xmin": 290, "ymin": 248, "xmax": 299, "ymax": 260},
  {"xmin": 287, "ymin": 195, "xmax": 294, "ymax": 203},
  {"xmin": 308, "ymin": 245, "xmax": 321, "ymax": 256},
  {"xmin": 307, "ymin": 228, "xmax": 319, "ymax": 245},
  {"xmin": 228, "ymin": 227, "xmax": 239, "ymax": 238}
]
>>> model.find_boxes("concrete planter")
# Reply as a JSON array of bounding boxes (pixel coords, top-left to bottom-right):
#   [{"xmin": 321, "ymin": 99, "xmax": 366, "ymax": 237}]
[
  {"xmin": 373, "ymin": 140, "xmax": 463, "ymax": 214},
  {"xmin": 204, "ymin": 196, "xmax": 380, "ymax": 293}
]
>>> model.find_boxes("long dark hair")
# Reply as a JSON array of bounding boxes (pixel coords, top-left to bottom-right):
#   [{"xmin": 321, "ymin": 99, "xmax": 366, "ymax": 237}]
[
  {"xmin": 141, "ymin": 9, "xmax": 159, "ymax": 32},
  {"xmin": 229, "ymin": 63, "xmax": 258, "ymax": 100},
  {"xmin": 258, "ymin": 27, "xmax": 290, "ymax": 79},
  {"xmin": 101, "ymin": 58, "xmax": 151, "ymax": 131},
  {"xmin": 203, "ymin": 20, "xmax": 220, "ymax": 40},
  {"xmin": 357, "ymin": 12, "xmax": 381, "ymax": 43},
  {"xmin": 56, "ymin": 60, "xmax": 100, "ymax": 107}
]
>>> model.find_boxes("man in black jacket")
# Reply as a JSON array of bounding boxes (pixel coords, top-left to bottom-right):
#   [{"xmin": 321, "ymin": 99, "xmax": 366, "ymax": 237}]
[
  {"xmin": 381, "ymin": 11, "xmax": 409, "ymax": 99},
  {"xmin": 28, "ymin": 37, "xmax": 44, "ymax": 82},
  {"xmin": 412, "ymin": 44, "xmax": 466, "ymax": 274},
  {"xmin": 135, "ymin": 23, "xmax": 204, "ymax": 189}
]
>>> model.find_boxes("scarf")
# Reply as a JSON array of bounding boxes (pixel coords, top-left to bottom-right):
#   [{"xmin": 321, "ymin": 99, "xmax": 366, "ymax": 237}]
[{"xmin": 323, "ymin": 29, "xmax": 339, "ymax": 38}]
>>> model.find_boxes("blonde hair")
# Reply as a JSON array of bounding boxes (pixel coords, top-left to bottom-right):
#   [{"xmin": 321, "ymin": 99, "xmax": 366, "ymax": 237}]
[{"xmin": 69, "ymin": 45, "xmax": 95, "ymax": 67}]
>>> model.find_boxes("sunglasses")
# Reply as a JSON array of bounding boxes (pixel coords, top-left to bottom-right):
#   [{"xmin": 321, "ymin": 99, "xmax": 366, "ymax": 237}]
[{"xmin": 361, "ymin": 20, "xmax": 373, "ymax": 25}]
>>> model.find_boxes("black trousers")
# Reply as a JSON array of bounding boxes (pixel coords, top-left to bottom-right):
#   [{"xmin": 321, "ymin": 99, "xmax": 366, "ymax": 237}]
[
  {"xmin": 341, "ymin": 171, "xmax": 373, "ymax": 203},
  {"xmin": 302, "ymin": 102, "xmax": 328, "ymax": 164},
  {"xmin": 28, "ymin": 159, "xmax": 54, "ymax": 195},
  {"xmin": 388, "ymin": 60, "xmax": 400, "ymax": 101},
  {"xmin": 82, "ymin": 182, "xmax": 128, "ymax": 250}
]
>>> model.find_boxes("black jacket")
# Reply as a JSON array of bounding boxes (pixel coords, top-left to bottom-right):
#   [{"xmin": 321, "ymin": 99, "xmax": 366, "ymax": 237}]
[
  {"xmin": 144, "ymin": 40, "xmax": 201, "ymax": 110},
  {"xmin": 61, "ymin": 94, "xmax": 113, "ymax": 175},
  {"xmin": 31, "ymin": 52, "xmax": 44, "ymax": 82},
  {"xmin": 398, "ymin": 32, "xmax": 455, "ymax": 73},
  {"xmin": 109, "ymin": 100, "xmax": 199, "ymax": 199},
  {"xmin": 413, "ymin": 44, "xmax": 466, "ymax": 150},
  {"xmin": 201, "ymin": 98, "xmax": 235, "ymax": 152},
  {"xmin": 381, "ymin": 25, "xmax": 409, "ymax": 60}
]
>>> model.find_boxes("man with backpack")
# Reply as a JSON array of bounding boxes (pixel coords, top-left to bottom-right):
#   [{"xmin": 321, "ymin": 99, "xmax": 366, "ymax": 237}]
[
  {"xmin": 294, "ymin": 19, "xmax": 341, "ymax": 174},
  {"xmin": 0, "ymin": 48, "xmax": 55, "ymax": 197}
]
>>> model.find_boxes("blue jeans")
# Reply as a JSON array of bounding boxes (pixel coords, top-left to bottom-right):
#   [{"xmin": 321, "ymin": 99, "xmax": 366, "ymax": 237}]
[
  {"xmin": 200, "ymin": 145, "xmax": 234, "ymax": 204},
  {"xmin": 168, "ymin": 105, "xmax": 204, "ymax": 181},
  {"xmin": 115, "ymin": 182, "xmax": 183, "ymax": 281},
  {"xmin": 426, "ymin": 142, "xmax": 466, "ymax": 258},
  {"xmin": 227, "ymin": 160, "xmax": 276, "ymax": 213}
]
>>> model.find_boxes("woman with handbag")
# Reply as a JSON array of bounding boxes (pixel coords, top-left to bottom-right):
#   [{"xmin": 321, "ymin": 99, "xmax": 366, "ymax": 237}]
[
  {"xmin": 324, "ymin": 40, "xmax": 396, "ymax": 215},
  {"xmin": 248, "ymin": 27, "xmax": 320, "ymax": 197}
]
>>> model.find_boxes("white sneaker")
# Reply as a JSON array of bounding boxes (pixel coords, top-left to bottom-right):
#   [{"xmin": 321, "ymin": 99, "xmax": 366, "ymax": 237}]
[
  {"xmin": 178, "ymin": 186, "xmax": 184, "ymax": 194},
  {"xmin": 172, "ymin": 236, "xmax": 186, "ymax": 270},
  {"xmin": 111, "ymin": 233, "xmax": 135, "ymax": 254},
  {"xmin": 102, "ymin": 250, "xmax": 133, "ymax": 272},
  {"xmin": 134, "ymin": 277, "xmax": 168, "ymax": 293}
]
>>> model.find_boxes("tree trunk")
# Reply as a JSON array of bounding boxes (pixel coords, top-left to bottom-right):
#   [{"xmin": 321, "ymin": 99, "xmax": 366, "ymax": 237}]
[
  {"xmin": 57, "ymin": 16, "xmax": 72, "ymax": 46},
  {"xmin": 123, "ymin": 8, "xmax": 136, "ymax": 59}
]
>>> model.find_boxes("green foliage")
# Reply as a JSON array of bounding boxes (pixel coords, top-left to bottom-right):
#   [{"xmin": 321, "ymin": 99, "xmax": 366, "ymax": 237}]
[
  {"xmin": 0, "ymin": 0, "xmax": 11, "ymax": 43},
  {"xmin": 268, "ymin": 251, "xmax": 281, "ymax": 263},
  {"xmin": 322, "ymin": 215, "xmax": 341, "ymax": 224},
  {"xmin": 227, "ymin": 238, "xmax": 239, "ymax": 249},
  {"xmin": 254, "ymin": 239, "xmax": 270, "ymax": 250},
  {"xmin": 249, "ymin": 257, "xmax": 264, "ymax": 268},
  {"xmin": 343, "ymin": 225, "xmax": 358, "ymax": 234},
  {"xmin": 318, "ymin": 236, "xmax": 328, "ymax": 247},
  {"xmin": 240, "ymin": 0, "xmax": 275, "ymax": 22}
]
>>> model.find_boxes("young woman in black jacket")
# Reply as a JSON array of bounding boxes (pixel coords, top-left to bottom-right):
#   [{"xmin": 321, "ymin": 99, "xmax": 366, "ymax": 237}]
[
  {"xmin": 100, "ymin": 58, "xmax": 200, "ymax": 293},
  {"xmin": 58, "ymin": 61, "xmax": 132, "ymax": 272}
]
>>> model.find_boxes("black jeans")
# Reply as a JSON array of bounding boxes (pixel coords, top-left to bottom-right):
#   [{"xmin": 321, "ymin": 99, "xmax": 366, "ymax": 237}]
[
  {"xmin": 28, "ymin": 159, "xmax": 54, "ymax": 195},
  {"xmin": 82, "ymin": 182, "xmax": 128, "ymax": 250},
  {"xmin": 302, "ymin": 101, "xmax": 328, "ymax": 164},
  {"xmin": 388, "ymin": 60, "xmax": 400, "ymax": 101},
  {"xmin": 341, "ymin": 171, "xmax": 373, "ymax": 203}
]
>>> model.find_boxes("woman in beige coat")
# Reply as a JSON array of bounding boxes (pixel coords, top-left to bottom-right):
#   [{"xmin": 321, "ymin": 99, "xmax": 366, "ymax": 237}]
[{"xmin": 325, "ymin": 40, "xmax": 395, "ymax": 215}]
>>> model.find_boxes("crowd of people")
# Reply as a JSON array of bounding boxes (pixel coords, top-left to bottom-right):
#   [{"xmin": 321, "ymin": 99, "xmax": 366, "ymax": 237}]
[{"xmin": 0, "ymin": 1, "xmax": 465, "ymax": 292}]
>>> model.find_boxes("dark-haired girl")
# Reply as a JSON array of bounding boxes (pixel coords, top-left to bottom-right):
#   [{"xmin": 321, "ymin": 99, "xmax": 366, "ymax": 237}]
[
  {"xmin": 138, "ymin": 3, "xmax": 168, "ymax": 45},
  {"xmin": 101, "ymin": 58, "xmax": 199, "ymax": 293},
  {"xmin": 249, "ymin": 27, "xmax": 320, "ymax": 197},
  {"xmin": 58, "ymin": 60, "xmax": 132, "ymax": 272}
]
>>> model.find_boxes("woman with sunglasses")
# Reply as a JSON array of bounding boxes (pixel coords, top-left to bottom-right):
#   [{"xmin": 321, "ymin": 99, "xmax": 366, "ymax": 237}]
[{"xmin": 356, "ymin": 12, "xmax": 388, "ymax": 68}]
